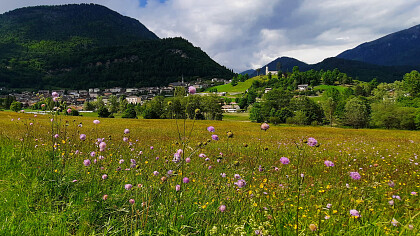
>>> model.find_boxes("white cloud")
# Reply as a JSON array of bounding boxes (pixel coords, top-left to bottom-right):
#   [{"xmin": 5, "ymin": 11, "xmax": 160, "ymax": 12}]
[{"xmin": 1, "ymin": 0, "xmax": 420, "ymax": 72}]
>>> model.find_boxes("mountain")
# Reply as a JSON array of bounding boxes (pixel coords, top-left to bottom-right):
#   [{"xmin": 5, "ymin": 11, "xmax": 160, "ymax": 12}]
[
  {"xmin": 337, "ymin": 24, "xmax": 420, "ymax": 66},
  {"xmin": 244, "ymin": 57, "xmax": 310, "ymax": 77},
  {"xmin": 0, "ymin": 4, "xmax": 234, "ymax": 89}
]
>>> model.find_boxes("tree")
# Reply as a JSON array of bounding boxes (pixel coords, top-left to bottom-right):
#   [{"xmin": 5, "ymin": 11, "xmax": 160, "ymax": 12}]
[
  {"xmin": 403, "ymin": 70, "xmax": 420, "ymax": 97},
  {"xmin": 108, "ymin": 95, "xmax": 119, "ymax": 113},
  {"xmin": 343, "ymin": 97, "xmax": 370, "ymax": 128},
  {"xmin": 83, "ymin": 101, "xmax": 95, "ymax": 111},
  {"xmin": 323, "ymin": 97, "xmax": 336, "ymax": 126},
  {"xmin": 122, "ymin": 106, "xmax": 137, "ymax": 118},
  {"xmin": 10, "ymin": 101, "xmax": 22, "ymax": 112},
  {"xmin": 249, "ymin": 103, "xmax": 264, "ymax": 122},
  {"xmin": 97, "ymin": 107, "xmax": 111, "ymax": 118},
  {"xmin": 95, "ymin": 96, "xmax": 105, "ymax": 111}
]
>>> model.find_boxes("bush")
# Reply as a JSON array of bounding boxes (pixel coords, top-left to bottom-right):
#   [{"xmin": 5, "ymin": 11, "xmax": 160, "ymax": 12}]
[
  {"xmin": 122, "ymin": 107, "xmax": 137, "ymax": 119},
  {"xmin": 97, "ymin": 107, "xmax": 111, "ymax": 118}
]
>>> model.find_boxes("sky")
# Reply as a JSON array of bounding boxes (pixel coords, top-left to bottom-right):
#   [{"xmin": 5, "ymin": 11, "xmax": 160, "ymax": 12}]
[{"xmin": 1, "ymin": 0, "xmax": 420, "ymax": 72}]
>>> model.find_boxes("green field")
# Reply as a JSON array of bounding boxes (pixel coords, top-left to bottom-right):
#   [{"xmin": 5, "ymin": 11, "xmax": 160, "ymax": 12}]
[
  {"xmin": 205, "ymin": 77, "xmax": 265, "ymax": 93},
  {"xmin": 0, "ymin": 111, "xmax": 419, "ymax": 235},
  {"xmin": 313, "ymin": 84, "xmax": 351, "ymax": 93}
]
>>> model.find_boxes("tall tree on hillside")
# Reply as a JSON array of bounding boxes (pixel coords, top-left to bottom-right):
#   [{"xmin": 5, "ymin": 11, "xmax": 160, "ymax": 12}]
[
  {"xmin": 403, "ymin": 70, "xmax": 420, "ymax": 97},
  {"xmin": 343, "ymin": 97, "xmax": 370, "ymax": 128}
]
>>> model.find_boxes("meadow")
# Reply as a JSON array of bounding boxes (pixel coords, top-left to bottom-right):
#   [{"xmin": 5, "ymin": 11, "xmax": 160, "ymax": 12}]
[{"xmin": 0, "ymin": 111, "xmax": 419, "ymax": 235}]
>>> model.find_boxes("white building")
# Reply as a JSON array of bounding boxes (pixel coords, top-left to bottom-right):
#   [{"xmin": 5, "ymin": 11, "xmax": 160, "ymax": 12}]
[
  {"xmin": 126, "ymin": 96, "xmax": 141, "ymax": 104},
  {"xmin": 298, "ymin": 84, "xmax": 309, "ymax": 91},
  {"xmin": 266, "ymin": 66, "xmax": 278, "ymax": 75}
]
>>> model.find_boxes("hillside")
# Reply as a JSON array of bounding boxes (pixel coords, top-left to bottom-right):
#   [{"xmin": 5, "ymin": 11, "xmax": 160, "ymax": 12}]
[
  {"xmin": 337, "ymin": 24, "xmax": 420, "ymax": 66},
  {"xmin": 0, "ymin": 4, "xmax": 234, "ymax": 89}
]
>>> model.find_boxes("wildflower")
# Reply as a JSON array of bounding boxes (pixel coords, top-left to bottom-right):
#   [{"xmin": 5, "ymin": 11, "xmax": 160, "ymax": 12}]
[
  {"xmin": 185, "ymin": 157, "xmax": 191, "ymax": 163},
  {"xmin": 175, "ymin": 184, "xmax": 181, "ymax": 191},
  {"xmin": 350, "ymin": 209, "xmax": 360, "ymax": 218},
  {"xmin": 93, "ymin": 120, "xmax": 100, "ymax": 124},
  {"xmin": 280, "ymin": 157, "xmax": 290, "ymax": 165},
  {"xmin": 99, "ymin": 142, "xmax": 106, "ymax": 151},
  {"xmin": 211, "ymin": 134, "xmax": 219, "ymax": 141},
  {"xmin": 125, "ymin": 184, "xmax": 133, "ymax": 190},
  {"xmin": 188, "ymin": 86, "xmax": 196, "ymax": 94},
  {"xmin": 124, "ymin": 129, "xmax": 130, "ymax": 134},
  {"xmin": 153, "ymin": 171, "xmax": 159, "ymax": 176},
  {"xmin": 173, "ymin": 153, "xmax": 181, "ymax": 163},
  {"xmin": 150, "ymin": 146, "xmax": 154, "ymax": 150},
  {"xmin": 234, "ymin": 174, "xmax": 241, "ymax": 179},
  {"xmin": 391, "ymin": 218, "xmax": 399, "ymax": 226},
  {"xmin": 219, "ymin": 205, "xmax": 226, "ymax": 212},
  {"xmin": 102, "ymin": 194, "xmax": 108, "ymax": 200},
  {"xmin": 309, "ymin": 224, "xmax": 317, "ymax": 231},
  {"xmin": 167, "ymin": 170, "xmax": 173, "ymax": 176},
  {"xmin": 119, "ymin": 159, "xmax": 124, "ymax": 164},
  {"xmin": 83, "ymin": 159, "xmax": 91, "ymax": 166},
  {"xmin": 388, "ymin": 200, "xmax": 394, "ymax": 206},
  {"xmin": 183, "ymin": 177, "xmax": 190, "ymax": 183},
  {"xmin": 324, "ymin": 160, "xmax": 334, "ymax": 167},
  {"xmin": 326, "ymin": 203, "xmax": 332, "ymax": 209},
  {"xmin": 227, "ymin": 131, "xmax": 233, "ymax": 138},
  {"xmin": 102, "ymin": 174, "xmax": 108, "ymax": 180},
  {"xmin": 325, "ymin": 215, "xmax": 330, "ymax": 219},
  {"xmin": 90, "ymin": 151, "xmax": 96, "ymax": 157},
  {"xmin": 220, "ymin": 173, "xmax": 226, "ymax": 178},
  {"xmin": 52, "ymin": 92, "xmax": 59, "ymax": 97},
  {"xmin": 177, "ymin": 149, "xmax": 183, "ymax": 154},
  {"xmin": 80, "ymin": 134, "xmax": 86, "ymax": 141},
  {"xmin": 307, "ymin": 137, "xmax": 318, "ymax": 147},
  {"xmin": 199, "ymin": 153, "xmax": 206, "ymax": 158},
  {"xmin": 67, "ymin": 108, "xmax": 72, "ymax": 114},
  {"xmin": 205, "ymin": 157, "xmax": 210, "ymax": 161},
  {"xmin": 123, "ymin": 137, "xmax": 128, "ymax": 142},
  {"xmin": 388, "ymin": 181, "xmax": 395, "ymax": 187},
  {"xmin": 260, "ymin": 123, "xmax": 269, "ymax": 130},
  {"xmin": 235, "ymin": 179, "xmax": 246, "ymax": 188},
  {"xmin": 129, "ymin": 199, "xmax": 135, "ymax": 205},
  {"xmin": 349, "ymin": 172, "xmax": 361, "ymax": 180},
  {"xmin": 207, "ymin": 126, "xmax": 215, "ymax": 132},
  {"xmin": 72, "ymin": 179, "xmax": 77, "ymax": 183},
  {"xmin": 411, "ymin": 192, "xmax": 417, "ymax": 195},
  {"xmin": 54, "ymin": 134, "xmax": 59, "ymax": 139}
]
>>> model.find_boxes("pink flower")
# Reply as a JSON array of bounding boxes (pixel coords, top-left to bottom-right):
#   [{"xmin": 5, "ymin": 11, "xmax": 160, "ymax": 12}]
[
  {"xmin": 211, "ymin": 134, "xmax": 219, "ymax": 141},
  {"xmin": 219, "ymin": 205, "xmax": 226, "ymax": 212},
  {"xmin": 324, "ymin": 160, "xmax": 334, "ymax": 167},
  {"xmin": 52, "ymin": 92, "xmax": 59, "ymax": 97},
  {"xmin": 124, "ymin": 129, "xmax": 130, "ymax": 134},
  {"xmin": 349, "ymin": 172, "xmax": 361, "ymax": 180},
  {"xmin": 80, "ymin": 134, "xmax": 86, "ymax": 141},
  {"xmin": 90, "ymin": 151, "xmax": 96, "ymax": 157},
  {"xmin": 125, "ymin": 184, "xmax": 133, "ymax": 190},
  {"xmin": 199, "ymin": 153, "xmax": 206, "ymax": 158},
  {"xmin": 102, "ymin": 174, "xmax": 108, "ymax": 180},
  {"xmin": 188, "ymin": 86, "xmax": 196, "ymax": 94},
  {"xmin": 99, "ymin": 142, "xmax": 106, "ymax": 151},
  {"xmin": 183, "ymin": 177, "xmax": 190, "ymax": 183},
  {"xmin": 234, "ymin": 179, "xmax": 246, "ymax": 188},
  {"xmin": 307, "ymin": 137, "xmax": 318, "ymax": 147},
  {"xmin": 102, "ymin": 194, "xmax": 108, "ymax": 200},
  {"xmin": 280, "ymin": 157, "xmax": 290, "ymax": 165},
  {"xmin": 123, "ymin": 137, "xmax": 128, "ymax": 142},
  {"xmin": 261, "ymin": 123, "xmax": 269, "ymax": 130},
  {"xmin": 93, "ymin": 120, "xmax": 100, "ymax": 124},
  {"xmin": 129, "ymin": 199, "xmax": 135, "ymax": 205},
  {"xmin": 175, "ymin": 184, "xmax": 181, "ymax": 191},
  {"xmin": 207, "ymin": 126, "xmax": 215, "ymax": 132},
  {"xmin": 67, "ymin": 108, "xmax": 72, "ymax": 114},
  {"xmin": 83, "ymin": 159, "xmax": 91, "ymax": 166},
  {"xmin": 185, "ymin": 157, "xmax": 191, "ymax": 163},
  {"xmin": 54, "ymin": 134, "xmax": 59, "ymax": 139},
  {"xmin": 153, "ymin": 171, "xmax": 159, "ymax": 176},
  {"xmin": 350, "ymin": 209, "xmax": 360, "ymax": 217}
]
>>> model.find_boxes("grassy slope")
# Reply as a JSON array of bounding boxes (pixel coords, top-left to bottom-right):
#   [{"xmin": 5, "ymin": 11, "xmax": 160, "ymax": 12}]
[{"xmin": 205, "ymin": 77, "xmax": 266, "ymax": 93}]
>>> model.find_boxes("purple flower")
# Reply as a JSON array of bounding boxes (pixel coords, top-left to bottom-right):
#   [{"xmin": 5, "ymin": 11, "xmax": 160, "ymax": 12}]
[
  {"xmin": 349, "ymin": 172, "xmax": 361, "ymax": 180},
  {"xmin": 80, "ymin": 134, "xmax": 86, "ymax": 141},
  {"xmin": 175, "ymin": 185, "xmax": 181, "ymax": 191},
  {"xmin": 83, "ymin": 159, "xmax": 91, "ymax": 166},
  {"xmin": 129, "ymin": 199, "xmax": 135, "ymax": 205},
  {"xmin": 219, "ymin": 205, "xmax": 226, "ymax": 212},
  {"xmin": 261, "ymin": 123, "xmax": 269, "ymax": 130},
  {"xmin": 54, "ymin": 134, "xmax": 59, "ymax": 139},
  {"xmin": 90, "ymin": 151, "xmax": 96, "ymax": 157},
  {"xmin": 52, "ymin": 92, "xmax": 59, "ymax": 97},
  {"xmin": 67, "ymin": 108, "xmax": 72, "ymax": 114},
  {"xmin": 119, "ymin": 159, "xmax": 124, "ymax": 164},
  {"xmin": 307, "ymin": 137, "xmax": 318, "ymax": 147},
  {"xmin": 177, "ymin": 149, "xmax": 183, "ymax": 154},
  {"xmin": 235, "ymin": 179, "xmax": 246, "ymax": 188},
  {"xmin": 153, "ymin": 171, "xmax": 159, "ymax": 176},
  {"xmin": 173, "ymin": 153, "xmax": 181, "ymax": 163},
  {"xmin": 211, "ymin": 134, "xmax": 219, "ymax": 141},
  {"xmin": 388, "ymin": 200, "xmax": 394, "ymax": 206},
  {"xmin": 124, "ymin": 129, "xmax": 130, "ymax": 134},
  {"xmin": 326, "ymin": 203, "xmax": 332, "ymax": 209},
  {"xmin": 72, "ymin": 179, "xmax": 78, "ymax": 183},
  {"xmin": 411, "ymin": 192, "xmax": 418, "ymax": 196},
  {"xmin": 207, "ymin": 126, "xmax": 215, "ymax": 132},
  {"xmin": 388, "ymin": 181, "xmax": 395, "ymax": 187},
  {"xmin": 324, "ymin": 160, "xmax": 334, "ymax": 167},
  {"xmin": 280, "ymin": 157, "xmax": 290, "ymax": 165},
  {"xmin": 188, "ymin": 86, "xmax": 196, "ymax": 94},
  {"xmin": 102, "ymin": 174, "xmax": 108, "ymax": 180},
  {"xmin": 199, "ymin": 153, "xmax": 206, "ymax": 158},
  {"xmin": 350, "ymin": 209, "xmax": 360, "ymax": 218},
  {"xmin": 150, "ymin": 146, "xmax": 154, "ymax": 150},
  {"xmin": 130, "ymin": 159, "xmax": 136, "ymax": 164},
  {"xmin": 167, "ymin": 170, "xmax": 173, "ymax": 176},
  {"xmin": 183, "ymin": 177, "xmax": 190, "ymax": 183},
  {"xmin": 99, "ymin": 142, "xmax": 106, "ymax": 152},
  {"xmin": 123, "ymin": 137, "xmax": 128, "ymax": 142},
  {"xmin": 125, "ymin": 184, "xmax": 133, "ymax": 190},
  {"xmin": 391, "ymin": 218, "xmax": 399, "ymax": 226},
  {"xmin": 220, "ymin": 173, "xmax": 226, "ymax": 178},
  {"xmin": 185, "ymin": 157, "xmax": 191, "ymax": 163},
  {"xmin": 93, "ymin": 120, "xmax": 100, "ymax": 124},
  {"xmin": 234, "ymin": 174, "xmax": 241, "ymax": 179}
]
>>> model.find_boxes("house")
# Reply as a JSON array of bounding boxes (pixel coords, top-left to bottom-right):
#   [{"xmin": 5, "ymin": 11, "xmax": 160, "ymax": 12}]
[
  {"xmin": 265, "ymin": 66, "xmax": 278, "ymax": 75},
  {"xmin": 110, "ymin": 87, "xmax": 123, "ymax": 93},
  {"xmin": 222, "ymin": 104, "xmax": 240, "ymax": 113},
  {"xmin": 126, "ymin": 96, "xmax": 141, "ymax": 104},
  {"xmin": 126, "ymin": 88, "xmax": 139, "ymax": 93},
  {"xmin": 264, "ymin": 88, "xmax": 272, "ymax": 93},
  {"xmin": 298, "ymin": 84, "xmax": 309, "ymax": 91},
  {"xmin": 79, "ymin": 90, "xmax": 88, "ymax": 97},
  {"xmin": 89, "ymin": 88, "xmax": 100, "ymax": 93}
]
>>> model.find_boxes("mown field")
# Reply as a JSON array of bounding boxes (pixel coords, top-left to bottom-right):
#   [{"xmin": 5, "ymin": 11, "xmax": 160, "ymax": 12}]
[{"xmin": 0, "ymin": 111, "xmax": 419, "ymax": 235}]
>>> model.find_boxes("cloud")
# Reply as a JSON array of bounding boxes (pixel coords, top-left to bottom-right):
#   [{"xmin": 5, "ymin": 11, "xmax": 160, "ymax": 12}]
[{"xmin": 1, "ymin": 0, "xmax": 420, "ymax": 72}]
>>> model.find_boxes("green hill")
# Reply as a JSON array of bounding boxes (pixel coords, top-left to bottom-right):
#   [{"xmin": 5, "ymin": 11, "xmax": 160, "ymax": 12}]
[
  {"xmin": 0, "ymin": 4, "xmax": 234, "ymax": 89},
  {"xmin": 205, "ymin": 77, "xmax": 264, "ymax": 93}
]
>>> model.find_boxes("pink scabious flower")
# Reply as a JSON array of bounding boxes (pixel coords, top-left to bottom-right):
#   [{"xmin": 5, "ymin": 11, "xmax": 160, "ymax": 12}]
[
  {"xmin": 211, "ymin": 134, "xmax": 219, "ymax": 141},
  {"xmin": 220, "ymin": 173, "xmax": 226, "ymax": 178},
  {"xmin": 349, "ymin": 172, "xmax": 361, "ymax": 180},
  {"xmin": 102, "ymin": 174, "xmax": 108, "ymax": 180},
  {"xmin": 185, "ymin": 157, "xmax": 191, "ymax": 163},
  {"xmin": 67, "ymin": 108, "xmax": 72, "ymax": 114},
  {"xmin": 173, "ymin": 153, "xmax": 181, "ymax": 163},
  {"xmin": 199, "ymin": 153, "xmax": 206, "ymax": 158},
  {"xmin": 235, "ymin": 179, "xmax": 246, "ymax": 188},
  {"xmin": 119, "ymin": 159, "xmax": 124, "ymax": 164},
  {"xmin": 99, "ymin": 142, "xmax": 106, "ymax": 151},
  {"xmin": 80, "ymin": 134, "xmax": 86, "ymax": 141},
  {"xmin": 102, "ymin": 195, "xmax": 108, "ymax": 200},
  {"xmin": 150, "ymin": 146, "xmax": 154, "ymax": 150},
  {"xmin": 123, "ymin": 137, "xmax": 128, "ymax": 142},
  {"xmin": 175, "ymin": 184, "xmax": 181, "ymax": 191},
  {"xmin": 411, "ymin": 192, "xmax": 418, "ymax": 196},
  {"xmin": 129, "ymin": 199, "xmax": 135, "ymax": 205},
  {"xmin": 261, "ymin": 123, "xmax": 269, "ymax": 131},
  {"xmin": 307, "ymin": 137, "xmax": 318, "ymax": 146},
  {"xmin": 90, "ymin": 151, "xmax": 96, "ymax": 157},
  {"xmin": 93, "ymin": 120, "xmax": 100, "ymax": 124},
  {"xmin": 324, "ymin": 160, "xmax": 334, "ymax": 167},
  {"xmin": 350, "ymin": 209, "xmax": 360, "ymax": 218},
  {"xmin": 280, "ymin": 157, "xmax": 290, "ymax": 165},
  {"xmin": 183, "ymin": 177, "xmax": 190, "ymax": 183},
  {"xmin": 83, "ymin": 159, "xmax": 91, "ymax": 166},
  {"xmin": 124, "ymin": 128, "xmax": 130, "ymax": 134},
  {"xmin": 167, "ymin": 170, "xmax": 173, "ymax": 176},
  {"xmin": 219, "ymin": 205, "xmax": 226, "ymax": 212},
  {"xmin": 52, "ymin": 92, "xmax": 59, "ymax": 97},
  {"xmin": 153, "ymin": 171, "xmax": 159, "ymax": 176},
  {"xmin": 388, "ymin": 181, "xmax": 395, "ymax": 187},
  {"xmin": 391, "ymin": 218, "xmax": 399, "ymax": 227},
  {"xmin": 207, "ymin": 126, "xmax": 215, "ymax": 132},
  {"xmin": 125, "ymin": 184, "xmax": 133, "ymax": 190},
  {"xmin": 234, "ymin": 174, "xmax": 241, "ymax": 179},
  {"xmin": 188, "ymin": 86, "xmax": 196, "ymax": 94},
  {"xmin": 326, "ymin": 203, "xmax": 332, "ymax": 209},
  {"xmin": 54, "ymin": 134, "xmax": 59, "ymax": 139}
]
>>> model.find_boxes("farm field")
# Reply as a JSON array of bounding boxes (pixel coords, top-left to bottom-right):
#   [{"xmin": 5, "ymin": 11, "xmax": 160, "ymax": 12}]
[{"xmin": 0, "ymin": 111, "xmax": 419, "ymax": 235}]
